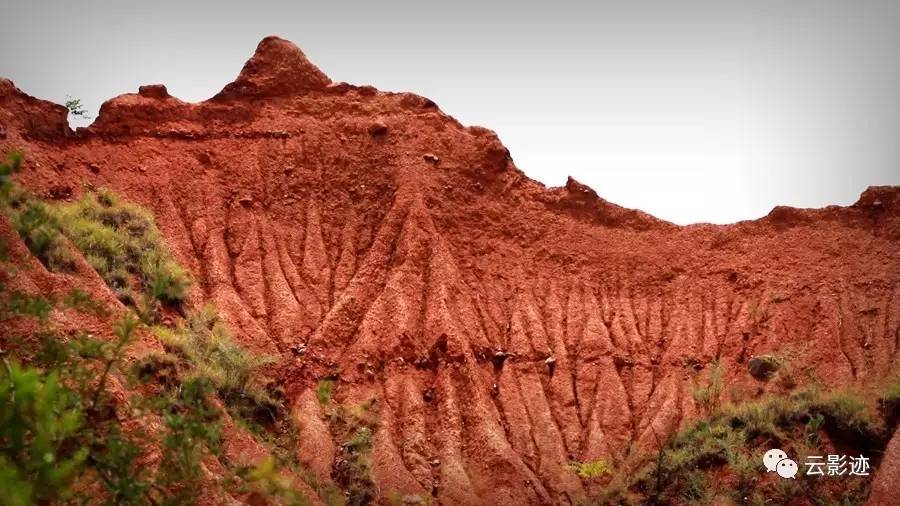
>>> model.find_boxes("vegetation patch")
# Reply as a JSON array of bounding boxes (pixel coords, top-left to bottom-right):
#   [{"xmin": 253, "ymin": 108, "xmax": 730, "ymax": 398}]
[
  {"xmin": 53, "ymin": 189, "xmax": 189, "ymax": 313},
  {"xmin": 152, "ymin": 304, "xmax": 280, "ymax": 426},
  {"xmin": 237, "ymin": 456, "xmax": 311, "ymax": 506},
  {"xmin": 567, "ymin": 458, "xmax": 610, "ymax": 479},
  {"xmin": 317, "ymin": 378, "xmax": 335, "ymax": 405},
  {"xmin": 690, "ymin": 360, "xmax": 726, "ymax": 415},
  {"xmin": 0, "ymin": 152, "xmax": 305, "ymax": 505},
  {"xmin": 622, "ymin": 387, "xmax": 886, "ymax": 505},
  {"xmin": 0, "ymin": 296, "xmax": 225, "ymax": 505},
  {"xmin": 1, "ymin": 156, "xmax": 74, "ymax": 271},
  {"xmin": 319, "ymin": 386, "xmax": 379, "ymax": 506},
  {"xmin": 1, "ymin": 155, "xmax": 188, "ymax": 319},
  {"xmin": 878, "ymin": 376, "xmax": 900, "ymax": 430}
]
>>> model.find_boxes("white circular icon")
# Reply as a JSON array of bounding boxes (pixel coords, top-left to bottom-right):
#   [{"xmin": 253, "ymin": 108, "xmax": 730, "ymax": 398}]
[
  {"xmin": 776, "ymin": 458, "xmax": 799, "ymax": 479},
  {"xmin": 763, "ymin": 448, "xmax": 787, "ymax": 472}
]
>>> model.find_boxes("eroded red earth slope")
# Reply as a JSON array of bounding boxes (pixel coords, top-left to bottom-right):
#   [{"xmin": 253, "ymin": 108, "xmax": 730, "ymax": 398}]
[{"xmin": 2, "ymin": 37, "xmax": 899, "ymax": 504}]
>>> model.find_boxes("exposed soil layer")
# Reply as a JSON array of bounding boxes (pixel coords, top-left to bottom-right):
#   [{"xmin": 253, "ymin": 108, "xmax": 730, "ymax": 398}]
[{"xmin": 2, "ymin": 37, "xmax": 900, "ymax": 505}]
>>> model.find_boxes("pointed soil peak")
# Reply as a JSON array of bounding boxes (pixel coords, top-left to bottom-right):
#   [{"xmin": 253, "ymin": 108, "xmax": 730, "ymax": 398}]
[{"xmin": 212, "ymin": 36, "xmax": 331, "ymax": 101}]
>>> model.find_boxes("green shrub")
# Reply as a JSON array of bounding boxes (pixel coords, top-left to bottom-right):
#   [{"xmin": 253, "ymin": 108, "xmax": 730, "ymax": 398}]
[
  {"xmin": 53, "ymin": 189, "xmax": 189, "ymax": 307},
  {"xmin": 0, "ymin": 276, "xmax": 223, "ymax": 505},
  {"xmin": 155, "ymin": 305, "xmax": 278, "ymax": 420},
  {"xmin": 317, "ymin": 379, "xmax": 334, "ymax": 405},
  {"xmin": 690, "ymin": 361, "xmax": 725, "ymax": 415},
  {"xmin": 324, "ymin": 399, "xmax": 378, "ymax": 506},
  {"xmin": 0, "ymin": 151, "xmax": 22, "ymax": 198},
  {"xmin": 7, "ymin": 197, "xmax": 73, "ymax": 271},
  {"xmin": 0, "ymin": 362, "xmax": 88, "ymax": 506},
  {"xmin": 567, "ymin": 459, "xmax": 609, "ymax": 479},
  {"xmin": 154, "ymin": 378, "xmax": 223, "ymax": 504},
  {"xmin": 90, "ymin": 428, "xmax": 150, "ymax": 505},
  {"xmin": 0, "ymin": 175, "xmax": 273, "ymax": 503},
  {"xmin": 0, "ymin": 151, "xmax": 71, "ymax": 270},
  {"xmin": 632, "ymin": 387, "xmax": 886, "ymax": 504},
  {"xmin": 64, "ymin": 97, "xmax": 90, "ymax": 119}
]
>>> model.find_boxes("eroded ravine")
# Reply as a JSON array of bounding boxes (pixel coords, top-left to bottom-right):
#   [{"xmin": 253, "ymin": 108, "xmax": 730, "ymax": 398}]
[{"xmin": 2, "ymin": 36, "xmax": 899, "ymax": 504}]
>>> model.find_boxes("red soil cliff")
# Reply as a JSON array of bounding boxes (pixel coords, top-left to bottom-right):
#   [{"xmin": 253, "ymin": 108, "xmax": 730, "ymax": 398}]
[{"xmin": 2, "ymin": 36, "xmax": 899, "ymax": 504}]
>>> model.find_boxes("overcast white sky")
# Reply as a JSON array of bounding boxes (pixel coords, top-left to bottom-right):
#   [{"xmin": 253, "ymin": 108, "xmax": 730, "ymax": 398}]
[{"xmin": 2, "ymin": 0, "xmax": 898, "ymax": 224}]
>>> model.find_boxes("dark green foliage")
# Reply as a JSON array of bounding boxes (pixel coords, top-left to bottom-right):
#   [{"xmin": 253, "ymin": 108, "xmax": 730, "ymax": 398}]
[
  {"xmin": 154, "ymin": 305, "xmax": 279, "ymax": 422},
  {"xmin": 0, "ymin": 311, "xmax": 146, "ymax": 505},
  {"xmin": 155, "ymin": 378, "xmax": 223, "ymax": 505},
  {"xmin": 324, "ymin": 398, "xmax": 379, "ymax": 506},
  {"xmin": 632, "ymin": 388, "xmax": 886, "ymax": 505},
  {"xmin": 0, "ymin": 361, "xmax": 88, "ymax": 506},
  {"xmin": 0, "ymin": 151, "xmax": 23, "ymax": 198},
  {"xmin": 64, "ymin": 96, "xmax": 90, "ymax": 119},
  {"xmin": 8, "ymin": 197, "xmax": 73, "ymax": 271},
  {"xmin": 0, "ymin": 287, "xmax": 231, "ymax": 505}
]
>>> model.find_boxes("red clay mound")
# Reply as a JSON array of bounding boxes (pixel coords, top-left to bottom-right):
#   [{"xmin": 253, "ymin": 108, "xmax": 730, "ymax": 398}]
[{"xmin": 2, "ymin": 37, "xmax": 899, "ymax": 504}]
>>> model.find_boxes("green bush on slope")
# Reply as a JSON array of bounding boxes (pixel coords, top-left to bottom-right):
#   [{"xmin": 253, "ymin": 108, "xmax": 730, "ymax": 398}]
[
  {"xmin": 2, "ymin": 164, "xmax": 189, "ymax": 314},
  {"xmin": 625, "ymin": 388, "xmax": 886, "ymax": 505},
  {"xmin": 53, "ymin": 189, "xmax": 189, "ymax": 309},
  {"xmin": 153, "ymin": 304, "xmax": 279, "ymax": 421},
  {"xmin": 318, "ymin": 390, "xmax": 379, "ymax": 506},
  {"xmin": 0, "ymin": 361, "xmax": 88, "ymax": 506},
  {"xmin": 3, "ymin": 190, "xmax": 73, "ymax": 272},
  {"xmin": 0, "ymin": 152, "xmax": 303, "ymax": 504}
]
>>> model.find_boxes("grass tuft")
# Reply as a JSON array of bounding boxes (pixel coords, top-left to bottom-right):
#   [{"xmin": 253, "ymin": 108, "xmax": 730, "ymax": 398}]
[
  {"xmin": 4, "ymin": 186, "xmax": 74, "ymax": 271},
  {"xmin": 53, "ymin": 189, "xmax": 189, "ymax": 309},
  {"xmin": 632, "ymin": 386, "xmax": 886, "ymax": 505},
  {"xmin": 567, "ymin": 458, "xmax": 609, "ymax": 479},
  {"xmin": 317, "ymin": 379, "xmax": 334, "ymax": 406},
  {"xmin": 154, "ymin": 304, "xmax": 279, "ymax": 422}
]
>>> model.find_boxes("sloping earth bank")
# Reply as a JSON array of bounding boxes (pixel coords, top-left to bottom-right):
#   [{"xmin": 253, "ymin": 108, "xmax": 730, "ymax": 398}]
[{"xmin": 2, "ymin": 37, "xmax": 899, "ymax": 504}]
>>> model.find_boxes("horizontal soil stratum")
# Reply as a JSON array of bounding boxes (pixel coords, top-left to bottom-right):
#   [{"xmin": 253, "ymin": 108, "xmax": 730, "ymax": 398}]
[{"xmin": 2, "ymin": 37, "xmax": 900, "ymax": 505}]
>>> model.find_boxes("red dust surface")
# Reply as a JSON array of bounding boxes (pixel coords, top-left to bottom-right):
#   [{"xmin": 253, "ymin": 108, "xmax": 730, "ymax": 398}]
[{"xmin": 1, "ymin": 37, "xmax": 899, "ymax": 505}]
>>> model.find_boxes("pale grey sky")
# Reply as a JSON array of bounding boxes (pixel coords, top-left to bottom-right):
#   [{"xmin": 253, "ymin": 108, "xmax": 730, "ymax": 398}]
[{"xmin": 2, "ymin": 0, "xmax": 898, "ymax": 224}]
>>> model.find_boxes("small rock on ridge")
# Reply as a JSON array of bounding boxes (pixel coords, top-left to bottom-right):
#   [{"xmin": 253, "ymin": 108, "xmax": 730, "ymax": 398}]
[{"xmin": 138, "ymin": 84, "xmax": 169, "ymax": 99}]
